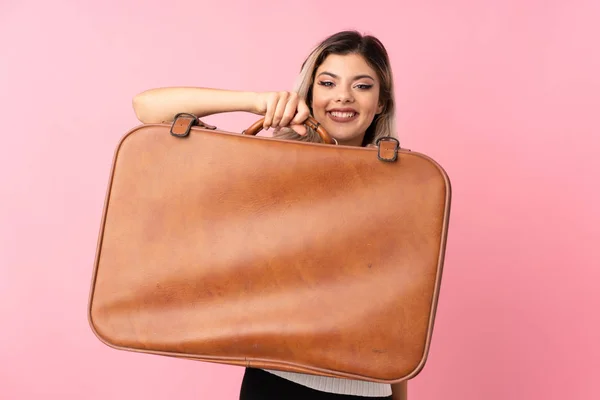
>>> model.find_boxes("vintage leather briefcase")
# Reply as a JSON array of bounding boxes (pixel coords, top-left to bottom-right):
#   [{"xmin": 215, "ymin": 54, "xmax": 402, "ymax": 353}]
[{"xmin": 88, "ymin": 113, "xmax": 451, "ymax": 384}]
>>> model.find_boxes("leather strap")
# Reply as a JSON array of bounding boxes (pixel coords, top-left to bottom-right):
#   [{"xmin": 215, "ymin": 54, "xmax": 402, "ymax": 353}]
[{"xmin": 243, "ymin": 116, "xmax": 336, "ymax": 145}]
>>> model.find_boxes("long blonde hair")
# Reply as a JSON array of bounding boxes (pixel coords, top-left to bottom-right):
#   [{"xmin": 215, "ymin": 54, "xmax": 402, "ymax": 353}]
[{"xmin": 274, "ymin": 30, "xmax": 397, "ymax": 146}]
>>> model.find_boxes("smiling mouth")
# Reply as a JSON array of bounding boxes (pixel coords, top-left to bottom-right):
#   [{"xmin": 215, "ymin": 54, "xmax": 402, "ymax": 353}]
[{"xmin": 327, "ymin": 111, "xmax": 358, "ymax": 122}]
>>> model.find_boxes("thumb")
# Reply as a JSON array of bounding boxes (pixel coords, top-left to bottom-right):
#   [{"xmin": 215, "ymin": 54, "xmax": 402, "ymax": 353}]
[{"xmin": 290, "ymin": 124, "xmax": 307, "ymax": 136}]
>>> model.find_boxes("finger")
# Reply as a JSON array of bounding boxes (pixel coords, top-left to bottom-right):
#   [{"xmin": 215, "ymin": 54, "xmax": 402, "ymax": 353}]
[
  {"xmin": 291, "ymin": 99, "xmax": 310, "ymax": 125},
  {"xmin": 263, "ymin": 93, "xmax": 278, "ymax": 130},
  {"xmin": 279, "ymin": 93, "xmax": 299, "ymax": 127},
  {"xmin": 271, "ymin": 92, "xmax": 289, "ymax": 128},
  {"xmin": 291, "ymin": 124, "xmax": 307, "ymax": 136}
]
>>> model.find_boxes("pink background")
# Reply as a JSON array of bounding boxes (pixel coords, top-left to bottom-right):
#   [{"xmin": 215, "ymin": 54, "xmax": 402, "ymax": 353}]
[{"xmin": 1, "ymin": 0, "xmax": 599, "ymax": 399}]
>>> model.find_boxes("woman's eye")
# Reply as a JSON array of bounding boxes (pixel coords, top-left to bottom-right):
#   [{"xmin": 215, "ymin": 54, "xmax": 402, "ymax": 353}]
[
  {"xmin": 355, "ymin": 84, "xmax": 373, "ymax": 90},
  {"xmin": 318, "ymin": 81, "xmax": 334, "ymax": 87}
]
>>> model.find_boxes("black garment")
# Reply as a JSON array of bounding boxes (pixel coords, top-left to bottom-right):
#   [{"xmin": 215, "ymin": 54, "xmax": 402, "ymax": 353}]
[{"xmin": 239, "ymin": 368, "xmax": 393, "ymax": 400}]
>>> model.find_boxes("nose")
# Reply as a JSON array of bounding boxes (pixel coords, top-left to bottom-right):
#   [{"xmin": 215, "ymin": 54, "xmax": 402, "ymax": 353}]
[{"xmin": 335, "ymin": 86, "xmax": 354, "ymax": 103}]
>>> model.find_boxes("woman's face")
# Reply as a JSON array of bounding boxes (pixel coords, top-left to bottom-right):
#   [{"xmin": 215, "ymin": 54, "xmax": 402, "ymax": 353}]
[{"xmin": 311, "ymin": 53, "xmax": 383, "ymax": 146}]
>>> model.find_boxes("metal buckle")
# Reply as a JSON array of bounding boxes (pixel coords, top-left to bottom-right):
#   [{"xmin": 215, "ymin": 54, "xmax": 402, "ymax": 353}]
[
  {"xmin": 375, "ymin": 136, "xmax": 400, "ymax": 162},
  {"xmin": 170, "ymin": 113, "xmax": 198, "ymax": 137}
]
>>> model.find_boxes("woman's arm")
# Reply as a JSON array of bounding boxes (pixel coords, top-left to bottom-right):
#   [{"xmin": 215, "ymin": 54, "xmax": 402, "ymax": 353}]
[
  {"xmin": 132, "ymin": 87, "xmax": 259, "ymax": 124},
  {"xmin": 391, "ymin": 382, "xmax": 407, "ymax": 400},
  {"xmin": 132, "ymin": 87, "xmax": 310, "ymax": 134}
]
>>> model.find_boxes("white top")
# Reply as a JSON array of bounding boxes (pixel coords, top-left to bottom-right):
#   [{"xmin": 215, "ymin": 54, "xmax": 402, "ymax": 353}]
[{"xmin": 264, "ymin": 369, "xmax": 392, "ymax": 397}]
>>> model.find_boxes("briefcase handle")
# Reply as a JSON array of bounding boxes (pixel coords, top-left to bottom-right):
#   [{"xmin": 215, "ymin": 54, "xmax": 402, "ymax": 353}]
[
  {"xmin": 243, "ymin": 116, "xmax": 337, "ymax": 145},
  {"xmin": 170, "ymin": 113, "xmax": 399, "ymax": 162}
]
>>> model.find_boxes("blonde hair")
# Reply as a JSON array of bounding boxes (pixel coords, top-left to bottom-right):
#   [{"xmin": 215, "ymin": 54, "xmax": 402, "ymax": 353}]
[{"xmin": 274, "ymin": 30, "xmax": 397, "ymax": 146}]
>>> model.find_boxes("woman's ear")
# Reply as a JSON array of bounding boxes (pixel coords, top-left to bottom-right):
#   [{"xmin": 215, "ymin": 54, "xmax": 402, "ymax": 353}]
[{"xmin": 376, "ymin": 102, "xmax": 384, "ymax": 115}]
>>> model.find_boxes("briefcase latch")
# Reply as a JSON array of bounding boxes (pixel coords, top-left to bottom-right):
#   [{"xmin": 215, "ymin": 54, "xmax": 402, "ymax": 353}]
[
  {"xmin": 376, "ymin": 136, "xmax": 400, "ymax": 162},
  {"xmin": 170, "ymin": 113, "xmax": 217, "ymax": 137}
]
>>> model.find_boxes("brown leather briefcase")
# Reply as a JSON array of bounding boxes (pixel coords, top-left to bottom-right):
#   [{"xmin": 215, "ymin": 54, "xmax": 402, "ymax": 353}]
[{"xmin": 88, "ymin": 113, "xmax": 451, "ymax": 384}]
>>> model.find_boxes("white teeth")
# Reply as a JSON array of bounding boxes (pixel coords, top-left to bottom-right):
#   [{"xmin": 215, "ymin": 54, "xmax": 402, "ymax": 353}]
[{"xmin": 330, "ymin": 111, "xmax": 356, "ymax": 118}]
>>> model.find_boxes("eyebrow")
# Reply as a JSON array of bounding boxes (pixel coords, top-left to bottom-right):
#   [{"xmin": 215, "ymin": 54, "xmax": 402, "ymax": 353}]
[{"xmin": 317, "ymin": 71, "xmax": 376, "ymax": 81}]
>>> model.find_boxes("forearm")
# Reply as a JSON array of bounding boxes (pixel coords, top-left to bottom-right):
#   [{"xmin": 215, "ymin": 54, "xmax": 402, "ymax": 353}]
[{"xmin": 132, "ymin": 87, "xmax": 258, "ymax": 123}]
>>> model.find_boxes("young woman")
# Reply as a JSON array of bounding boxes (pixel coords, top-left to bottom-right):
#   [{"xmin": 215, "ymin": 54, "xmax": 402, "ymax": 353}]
[{"xmin": 133, "ymin": 30, "xmax": 407, "ymax": 400}]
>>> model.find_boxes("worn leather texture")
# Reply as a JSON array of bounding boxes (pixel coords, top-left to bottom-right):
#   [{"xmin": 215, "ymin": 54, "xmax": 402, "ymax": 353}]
[{"xmin": 88, "ymin": 117, "xmax": 452, "ymax": 384}]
